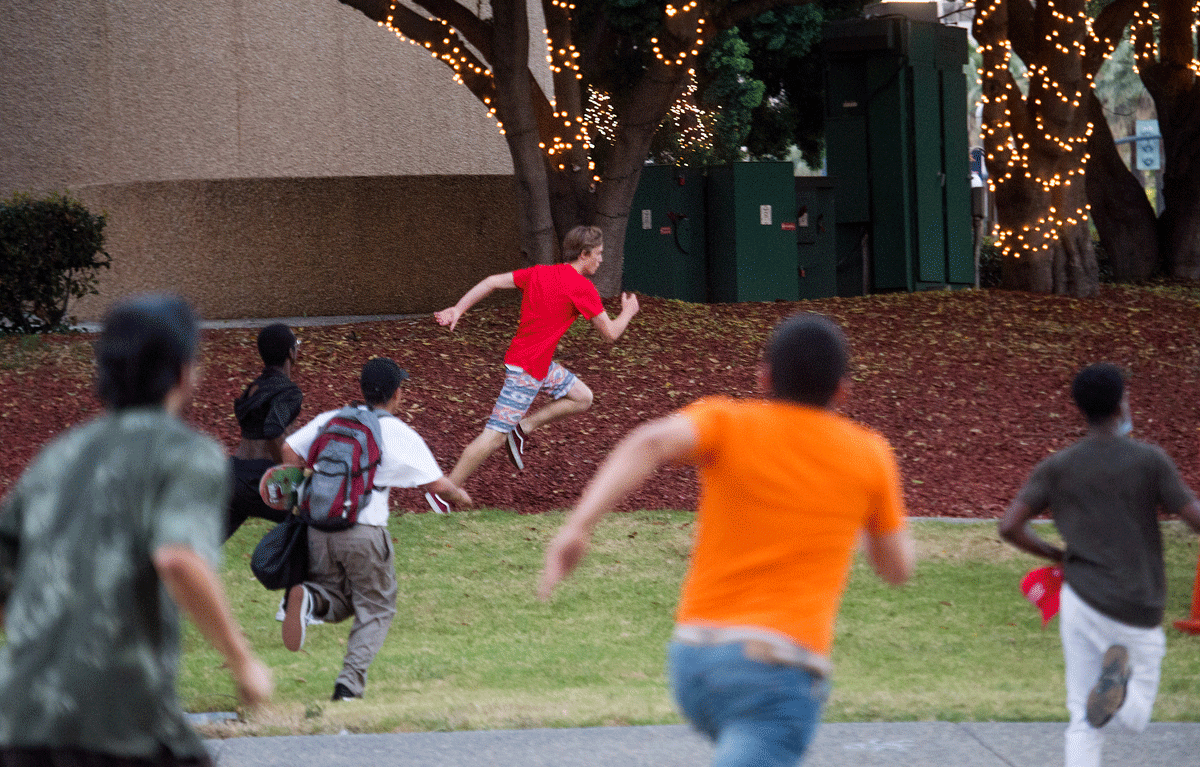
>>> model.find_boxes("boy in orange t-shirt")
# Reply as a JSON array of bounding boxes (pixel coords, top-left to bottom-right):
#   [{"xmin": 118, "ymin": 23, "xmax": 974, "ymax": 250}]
[
  {"xmin": 540, "ymin": 314, "xmax": 914, "ymax": 767},
  {"xmin": 434, "ymin": 226, "xmax": 639, "ymax": 508}
]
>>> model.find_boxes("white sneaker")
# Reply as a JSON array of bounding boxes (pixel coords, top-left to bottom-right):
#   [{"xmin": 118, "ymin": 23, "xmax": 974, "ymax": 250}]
[{"xmin": 276, "ymin": 593, "xmax": 323, "ymax": 625}]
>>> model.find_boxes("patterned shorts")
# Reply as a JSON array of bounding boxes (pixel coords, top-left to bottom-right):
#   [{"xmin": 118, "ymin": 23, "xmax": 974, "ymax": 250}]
[{"xmin": 486, "ymin": 363, "xmax": 577, "ymax": 433}]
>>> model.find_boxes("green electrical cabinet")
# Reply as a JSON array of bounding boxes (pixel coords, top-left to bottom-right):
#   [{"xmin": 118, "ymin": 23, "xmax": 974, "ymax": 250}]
[
  {"xmin": 822, "ymin": 17, "xmax": 974, "ymax": 295},
  {"xmin": 622, "ymin": 164, "xmax": 708, "ymax": 302},
  {"xmin": 795, "ymin": 177, "xmax": 837, "ymax": 300},
  {"xmin": 706, "ymin": 162, "xmax": 800, "ymax": 303}
]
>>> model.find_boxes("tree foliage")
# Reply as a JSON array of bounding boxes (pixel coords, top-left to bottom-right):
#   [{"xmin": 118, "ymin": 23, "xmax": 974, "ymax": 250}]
[
  {"xmin": 337, "ymin": 0, "xmax": 817, "ymax": 294},
  {"xmin": 0, "ymin": 192, "xmax": 110, "ymax": 334},
  {"xmin": 647, "ymin": 3, "xmax": 842, "ymax": 167}
]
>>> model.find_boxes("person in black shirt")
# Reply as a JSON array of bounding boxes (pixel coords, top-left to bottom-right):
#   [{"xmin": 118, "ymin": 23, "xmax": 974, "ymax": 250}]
[{"xmin": 226, "ymin": 324, "xmax": 303, "ymax": 540}]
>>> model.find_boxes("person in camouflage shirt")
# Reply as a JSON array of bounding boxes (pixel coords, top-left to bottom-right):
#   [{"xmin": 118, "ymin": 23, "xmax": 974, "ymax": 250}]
[{"xmin": 0, "ymin": 295, "xmax": 272, "ymax": 767}]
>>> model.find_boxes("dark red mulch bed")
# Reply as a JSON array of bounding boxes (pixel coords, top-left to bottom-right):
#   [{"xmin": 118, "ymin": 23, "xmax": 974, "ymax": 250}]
[{"xmin": 3, "ymin": 285, "xmax": 1198, "ymax": 518}]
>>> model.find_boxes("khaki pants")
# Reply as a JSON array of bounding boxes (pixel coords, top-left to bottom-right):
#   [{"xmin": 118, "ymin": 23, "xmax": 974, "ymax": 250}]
[{"xmin": 304, "ymin": 524, "xmax": 397, "ymax": 697}]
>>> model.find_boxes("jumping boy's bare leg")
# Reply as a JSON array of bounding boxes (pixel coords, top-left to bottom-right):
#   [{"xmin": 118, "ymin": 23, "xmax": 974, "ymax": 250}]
[
  {"xmin": 450, "ymin": 381, "xmax": 595, "ymax": 486},
  {"xmin": 448, "ymin": 428, "xmax": 508, "ymax": 486},
  {"xmin": 520, "ymin": 379, "xmax": 593, "ymax": 434}
]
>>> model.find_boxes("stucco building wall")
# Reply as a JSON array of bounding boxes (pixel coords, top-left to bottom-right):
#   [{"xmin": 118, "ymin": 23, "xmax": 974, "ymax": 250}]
[{"xmin": 2, "ymin": 0, "xmax": 524, "ymax": 320}]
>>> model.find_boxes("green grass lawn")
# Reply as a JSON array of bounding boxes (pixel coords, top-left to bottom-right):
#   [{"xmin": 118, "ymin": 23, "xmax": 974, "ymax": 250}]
[{"xmin": 182, "ymin": 512, "xmax": 1200, "ymax": 737}]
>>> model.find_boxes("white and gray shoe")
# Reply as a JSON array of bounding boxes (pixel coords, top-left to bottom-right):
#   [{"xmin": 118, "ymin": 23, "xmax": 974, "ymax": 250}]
[{"xmin": 276, "ymin": 592, "xmax": 323, "ymax": 625}]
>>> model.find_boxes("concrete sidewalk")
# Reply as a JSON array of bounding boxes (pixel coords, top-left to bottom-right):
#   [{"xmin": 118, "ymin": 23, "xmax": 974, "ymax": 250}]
[{"xmin": 205, "ymin": 721, "xmax": 1200, "ymax": 766}]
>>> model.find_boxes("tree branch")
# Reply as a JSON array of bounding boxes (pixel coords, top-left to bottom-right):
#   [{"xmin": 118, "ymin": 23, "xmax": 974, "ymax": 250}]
[
  {"xmin": 1084, "ymin": 0, "xmax": 1139, "ymax": 76},
  {"xmin": 1005, "ymin": 0, "xmax": 1039, "ymax": 65},
  {"xmin": 409, "ymin": 0, "xmax": 494, "ymax": 59},
  {"xmin": 338, "ymin": 0, "xmax": 496, "ymax": 105}
]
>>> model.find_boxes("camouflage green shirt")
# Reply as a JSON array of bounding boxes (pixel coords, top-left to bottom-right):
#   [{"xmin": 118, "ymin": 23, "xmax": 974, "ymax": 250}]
[{"xmin": 0, "ymin": 407, "xmax": 229, "ymax": 759}]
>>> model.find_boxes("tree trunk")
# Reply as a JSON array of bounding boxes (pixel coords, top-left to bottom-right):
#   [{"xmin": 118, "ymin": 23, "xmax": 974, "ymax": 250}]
[
  {"xmin": 1084, "ymin": 90, "xmax": 1160, "ymax": 280},
  {"xmin": 1135, "ymin": 0, "xmax": 1200, "ymax": 278},
  {"xmin": 491, "ymin": 0, "xmax": 558, "ymax": 264},
  {"xmin": 1142, "ymin": 64, "xmax": 1200, "ymax": 279},
  {"xmin": 586, "ymin": 61, "xmax": 692, "ymax": 295},
  {"xmin": 337, "ymin": 0, "xmax": 700, "ymax": 287},
  {"xmin": 975, "ymin": 0, "xmax": 1099, "ymax": 296}
]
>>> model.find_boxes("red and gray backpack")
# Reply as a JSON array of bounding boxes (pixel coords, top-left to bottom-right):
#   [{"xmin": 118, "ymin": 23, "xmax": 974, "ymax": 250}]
[{"xmin": 296, "ymin": 406, "xmax": 389, "ymax": 530}]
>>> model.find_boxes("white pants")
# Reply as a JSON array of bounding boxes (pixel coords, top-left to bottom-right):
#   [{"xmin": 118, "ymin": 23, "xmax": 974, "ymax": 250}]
[{"xmin": 1060, "ymin": 583, "xmax": 1165, "ymax": 767}]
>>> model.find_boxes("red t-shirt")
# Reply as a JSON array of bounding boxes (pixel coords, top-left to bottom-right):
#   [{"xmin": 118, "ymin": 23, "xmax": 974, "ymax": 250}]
[{"xmin": 505, "ymin": 264, "xmax": 604, "ymax": 379}]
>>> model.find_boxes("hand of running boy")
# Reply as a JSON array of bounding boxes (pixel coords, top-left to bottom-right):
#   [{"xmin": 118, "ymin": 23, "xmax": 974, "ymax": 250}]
[
  {"xmin": 619, "ymin": 291, "xmax": 640, "ymax": 318},
  {"xmin": 434, "ymin": 307, "xmax": 462, "ymax": 331},
  {"xmin": 538, "ymin": 524, "xmax": 592, "ymax": 600},
  {"xmin": 231, "ymin": 655, "xmax": 274, "ymax": 710}
]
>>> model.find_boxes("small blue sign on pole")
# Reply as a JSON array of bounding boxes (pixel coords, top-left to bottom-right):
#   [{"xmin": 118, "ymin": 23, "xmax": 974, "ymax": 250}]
[
  {"xmin": 1136, "ymin": 120, "xmax": 1160, "ymax": 171},
  {"xmin": 970, "ymin": 147, "xmax": 986, "ymax": 180}
]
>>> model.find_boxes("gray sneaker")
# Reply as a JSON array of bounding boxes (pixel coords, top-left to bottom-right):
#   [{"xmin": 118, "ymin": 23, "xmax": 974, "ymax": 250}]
[{"xmin": 1086, "ymin": 644, "xmax": 1131, "ymax": 728}]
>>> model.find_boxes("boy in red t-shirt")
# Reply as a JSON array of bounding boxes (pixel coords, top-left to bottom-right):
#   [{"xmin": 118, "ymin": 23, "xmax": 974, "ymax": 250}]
[{"xmin": 433, "ymin": 226, "xmax": 640, "ymax": 503}]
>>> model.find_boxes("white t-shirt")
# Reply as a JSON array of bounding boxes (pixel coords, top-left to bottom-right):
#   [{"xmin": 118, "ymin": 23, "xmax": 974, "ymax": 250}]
[{"xmin": 285, "ymin": 406, "xmax": 443, "ymax": 526}]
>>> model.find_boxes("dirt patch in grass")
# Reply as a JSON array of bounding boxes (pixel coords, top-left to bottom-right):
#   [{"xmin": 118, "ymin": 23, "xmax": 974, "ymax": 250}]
[{"xmin": 3, "ymin": 285, "xmax": 1199, "ymax": 518}]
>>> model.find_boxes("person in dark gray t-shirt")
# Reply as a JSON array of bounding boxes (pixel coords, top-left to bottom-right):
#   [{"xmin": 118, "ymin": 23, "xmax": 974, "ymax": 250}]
[{"xmin": 1000, "ymin": 363, "xmax": 1200, "ymax": 767}]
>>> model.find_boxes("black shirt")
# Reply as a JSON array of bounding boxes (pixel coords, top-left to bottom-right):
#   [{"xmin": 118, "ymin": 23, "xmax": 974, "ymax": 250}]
[
  {"xmin": 233, "ymin": 368, "xmax": 302, "ymax": 440},
  {"xmin": 1017, "ymin": 433, "xmax": 1195, "ymax": 627}
]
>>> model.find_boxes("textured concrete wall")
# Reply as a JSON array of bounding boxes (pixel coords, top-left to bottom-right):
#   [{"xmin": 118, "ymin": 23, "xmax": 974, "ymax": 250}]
[
  {"xmin": 2, "ymin": 0, "xmax": 529, "ymax": 319},
  {"xmin": 1, "ymin": 0, "xmax": 514, "ymax": 192},
  {"xmin": 68, "ymin": 176, "xmax": 525, "ymax": 321}
]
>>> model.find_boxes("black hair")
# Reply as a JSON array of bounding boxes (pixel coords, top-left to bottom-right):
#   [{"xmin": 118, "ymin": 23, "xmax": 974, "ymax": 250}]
[
  {"xmin": 1071, "ymin": 363, "xmax": 1125, "ymax": 424},
  {"xmin": 257, "ymin": 323, "xmax": 296, "ymax": 366},
  {"xmin": 766, "ymin": 314, "xmax": 848, "ymax": 407},
  {"xmin": 95, "ymin": 295, "xmax": 199, "ymax": 409},
  {"xmin": 360, "ymin": 357, "xmax": 408, "ymax": 407}
]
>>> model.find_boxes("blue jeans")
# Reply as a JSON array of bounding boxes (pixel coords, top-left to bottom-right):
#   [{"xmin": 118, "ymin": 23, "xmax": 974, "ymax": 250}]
[{"xmin": 668, "ymin": 640, "xmax": 830, "ymax": 767}]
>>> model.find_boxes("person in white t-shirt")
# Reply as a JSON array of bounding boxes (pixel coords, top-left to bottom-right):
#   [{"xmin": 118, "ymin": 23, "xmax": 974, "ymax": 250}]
[{"xmin": 280, "ymin": 357, "xmax": 470, "ymax": 702}]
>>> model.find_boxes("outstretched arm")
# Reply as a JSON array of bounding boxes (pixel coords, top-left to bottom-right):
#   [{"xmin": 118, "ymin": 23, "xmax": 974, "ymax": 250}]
[
  {"xmin": 589, "ymin": 292, "xmax": 640, "ymax": 342},
  {"xmin": 434, "ymin": 273, "xmax": 517, "ymax": 331},
  {"xmin": 153, "ymin": 544, "xmax": 273, "ymax": 709},
  {"xmin": 538, "ymin": 413, "xmax": 696, "ymax": 599},
  {"xmin": 999, "ymin": 498, "xmax": 1065, "ymax": 562}
]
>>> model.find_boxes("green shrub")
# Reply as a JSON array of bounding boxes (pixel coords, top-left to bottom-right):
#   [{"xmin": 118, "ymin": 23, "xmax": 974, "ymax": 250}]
[{"xmin": 0, "ymin": 192, "xmax": 110, "ymax": 334}]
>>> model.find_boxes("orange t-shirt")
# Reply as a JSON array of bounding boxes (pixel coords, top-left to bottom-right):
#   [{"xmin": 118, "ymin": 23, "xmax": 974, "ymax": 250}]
[{"xmin": 676, "ymin": 396, "xmax": 908, "ymax": 657}]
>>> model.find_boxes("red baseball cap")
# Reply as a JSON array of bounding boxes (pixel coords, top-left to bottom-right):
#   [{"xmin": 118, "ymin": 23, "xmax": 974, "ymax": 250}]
[{"xmin": 1021, "ymin": 565, "xmax": 1064, "ymax": 627}]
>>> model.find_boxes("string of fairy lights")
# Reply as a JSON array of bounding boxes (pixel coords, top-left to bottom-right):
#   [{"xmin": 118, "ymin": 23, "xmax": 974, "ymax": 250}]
[
  {"xmin": 377, "ymin": 0, "xmax": 712, "ymax": 183},
  {"xmin": 979, "ymin": 0, "xmax": 1200, "ymax": 263},
  {"xmin": 976, "ymin": 0, "xmax": 1101, "ymax": 259},
  {"xmin": 376, "ymin": 6, "xmax": 505, "ymax": 133}
]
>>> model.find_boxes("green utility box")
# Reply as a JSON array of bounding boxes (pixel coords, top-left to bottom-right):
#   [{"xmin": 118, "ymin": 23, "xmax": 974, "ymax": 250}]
[
  {"xmin": 706, "ymin": 162, "xmax": 800, "ymax": 302},
  {"xmin": 795, "ymin": 177, "xmax": 837, "ymax": 300},
  {"xmin": 823, "ymin": 17, "xmax": 974, "ymax": 295},
  {"xmin": 622, "ymin": 164, "xmax": 708, "ymax": 302}
]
